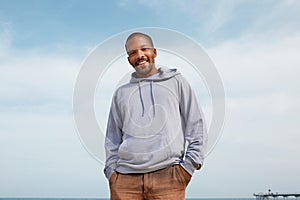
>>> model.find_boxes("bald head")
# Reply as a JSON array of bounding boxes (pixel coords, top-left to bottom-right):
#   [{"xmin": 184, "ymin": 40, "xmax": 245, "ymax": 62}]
[{"xmin": 125, "ymin": 32, "xmax": 154, "ymax": 53}]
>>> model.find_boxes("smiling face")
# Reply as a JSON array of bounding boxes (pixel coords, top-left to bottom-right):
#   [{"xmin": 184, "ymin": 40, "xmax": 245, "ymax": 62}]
[{"xmin": 126, "ymin": 34, "xmax": 158, "ymax": 78}]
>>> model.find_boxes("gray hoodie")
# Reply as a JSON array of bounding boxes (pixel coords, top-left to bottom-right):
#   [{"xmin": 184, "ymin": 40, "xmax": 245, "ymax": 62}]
[{"xmin": 104, "ymin": 67, "xmax": 207, "ymax": 179}]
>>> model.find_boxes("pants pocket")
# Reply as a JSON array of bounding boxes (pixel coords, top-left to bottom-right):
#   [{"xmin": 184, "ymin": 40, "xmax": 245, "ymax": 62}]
[
  {"xmin": 175, "ymin": 165, "xmax": 192, "ymax": 186},
  {"xmin": 174, "ymin": 165, "xmax": 188, "ymax": 186},
  {"xmin": 109, "ymin": 172, "xmax": 119, "ymax": 186}
]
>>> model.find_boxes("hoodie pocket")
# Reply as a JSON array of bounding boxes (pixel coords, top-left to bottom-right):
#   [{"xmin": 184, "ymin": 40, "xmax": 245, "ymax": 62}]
[{"xmin": 118, "ymin": 134, "xmax": 169, "ymax": 164}]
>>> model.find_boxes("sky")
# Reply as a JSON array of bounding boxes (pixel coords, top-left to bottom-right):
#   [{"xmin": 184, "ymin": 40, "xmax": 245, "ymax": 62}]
[{"xmin": 1, "ymin": 0, "xmax": 300, "ymax": 198}]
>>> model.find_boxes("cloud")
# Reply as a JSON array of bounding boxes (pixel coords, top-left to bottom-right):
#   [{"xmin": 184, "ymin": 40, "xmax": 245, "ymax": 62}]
[
  {"xmin": 209, "ymin": 33, "xmax": 300, "ymax": 97},
  {"xmin": 0, "ymin": 48, "xmax": 81, "ymax": 109},
  {"xmin": 0, "ymin": 42, "xmax": 110, "ymax": 196},
  {"xmin": 193, "ymin": 31, "xmax": 300, "ymax": 197},
  {"xmin": 133, "ymin": 1, "xmax": 300, "ymax": 45},
  {"xmin": 0, "ymin": 21, "xmax": 12, "ymax": 57},
  {"xmin": 208, "ymin": 32, "xmax": 300, "ymax": 136}
]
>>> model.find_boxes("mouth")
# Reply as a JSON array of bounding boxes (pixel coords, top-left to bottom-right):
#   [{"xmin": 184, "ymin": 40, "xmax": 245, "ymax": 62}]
[{"xmin": 136, "ymin": 59, "xmax": 149, "ymax": 67}]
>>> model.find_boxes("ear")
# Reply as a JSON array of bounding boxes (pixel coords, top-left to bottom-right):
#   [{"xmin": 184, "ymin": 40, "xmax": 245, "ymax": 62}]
[{"xmin": 153, "ymin": 48, "xmax": 157, "ymax": 58}]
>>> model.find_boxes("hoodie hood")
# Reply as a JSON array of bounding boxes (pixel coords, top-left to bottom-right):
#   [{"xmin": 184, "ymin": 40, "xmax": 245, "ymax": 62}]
[
  {"xmin": 130, "ymin": 66, "xmax": 181, "ymax": 83},
  {"xmin": 129, "ymin": 67, "xmax": 181, "ymax": 117}
]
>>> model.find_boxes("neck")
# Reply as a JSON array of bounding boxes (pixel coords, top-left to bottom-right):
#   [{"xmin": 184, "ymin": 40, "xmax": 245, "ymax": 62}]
[{"xmin": 136, "ymin": 66, "xmax": 159, "ymax": 78}]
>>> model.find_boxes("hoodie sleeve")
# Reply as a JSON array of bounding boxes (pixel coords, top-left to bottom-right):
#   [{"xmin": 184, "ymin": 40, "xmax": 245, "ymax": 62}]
[
  {"xmin": 104, "ymin": 94, "xmax": 123, "ymax": 180},
  {"xmin": 177, "ymin": 75, "xmax": 207, "ymax": 176}
]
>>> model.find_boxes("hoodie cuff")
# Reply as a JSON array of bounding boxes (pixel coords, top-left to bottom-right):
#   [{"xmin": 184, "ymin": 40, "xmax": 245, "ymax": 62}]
[
  {"xmin": 180, "ymin": 159, "xmax": 202, "ymax": 176},
  {"xmin": 104, "ymin": 166, "xmax": 115, "ymax": 180}
]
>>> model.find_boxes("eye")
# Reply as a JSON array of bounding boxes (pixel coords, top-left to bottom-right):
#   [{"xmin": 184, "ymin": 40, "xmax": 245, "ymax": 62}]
[{"xmin": 129, "ymin": 50, "xmax": 136, "ymax": 56}]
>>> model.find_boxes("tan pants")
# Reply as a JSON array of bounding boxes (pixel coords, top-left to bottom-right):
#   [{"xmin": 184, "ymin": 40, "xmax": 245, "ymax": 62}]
[{"xmin": 109, "ymin": 165, "xmax": 191, "ymax": 200}]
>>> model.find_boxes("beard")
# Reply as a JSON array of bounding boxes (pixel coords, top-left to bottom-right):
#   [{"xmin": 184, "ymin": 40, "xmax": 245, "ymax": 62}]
[{"xmin": 134, "ymin": 63, "xmax": 155, "ymax": 78}]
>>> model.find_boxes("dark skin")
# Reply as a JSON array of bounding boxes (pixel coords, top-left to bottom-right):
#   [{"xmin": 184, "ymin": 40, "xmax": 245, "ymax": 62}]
[{"xmin": 126, "ymin": 35, "xmax": 159, "ymax": 78}]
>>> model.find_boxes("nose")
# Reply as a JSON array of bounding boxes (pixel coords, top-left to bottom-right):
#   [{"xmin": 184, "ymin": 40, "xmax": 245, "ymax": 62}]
[{"xmin": 136, "ymin": 49, "xmax": 145, "ymax": 58}]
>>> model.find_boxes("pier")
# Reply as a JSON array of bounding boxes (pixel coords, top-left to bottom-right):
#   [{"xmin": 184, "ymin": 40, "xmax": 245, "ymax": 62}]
[{"xmin": 254, "ymin": 189, "xmax": 300, "ymax": 200}]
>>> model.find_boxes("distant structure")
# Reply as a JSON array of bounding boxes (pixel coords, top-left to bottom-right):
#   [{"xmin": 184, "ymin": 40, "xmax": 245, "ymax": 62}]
[{"xmin": 254, "ymin": 189, "xmax": 300, "ymax": 200}]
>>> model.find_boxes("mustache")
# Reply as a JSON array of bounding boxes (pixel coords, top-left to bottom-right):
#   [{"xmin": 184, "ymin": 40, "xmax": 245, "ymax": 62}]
[{"xmin": 135, "ymin": 58, "xmax": 149, "ymax": 66}]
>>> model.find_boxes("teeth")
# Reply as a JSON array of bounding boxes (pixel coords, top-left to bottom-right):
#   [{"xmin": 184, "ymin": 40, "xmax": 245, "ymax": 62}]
[{"xmin": 137, "ymin": 60, "xmax": 147, "ymax": 65}]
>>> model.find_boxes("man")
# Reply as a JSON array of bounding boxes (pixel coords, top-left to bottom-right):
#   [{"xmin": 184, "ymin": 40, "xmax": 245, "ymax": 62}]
[{"xmin": 104, "ymin": 32, "xmax": 207, "ymax": 200}]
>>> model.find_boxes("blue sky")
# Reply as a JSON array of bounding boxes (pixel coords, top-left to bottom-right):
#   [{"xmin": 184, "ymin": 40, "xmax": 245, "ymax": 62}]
[{"xmin": 1, "ymin": 0, "xmax": 300, "ymax": 198}]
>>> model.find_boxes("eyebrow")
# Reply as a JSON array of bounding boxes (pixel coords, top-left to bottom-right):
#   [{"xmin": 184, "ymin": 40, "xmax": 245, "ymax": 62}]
[{"xmin": 127, "ymin": 45, "xmax": 153, "ymax": 54}]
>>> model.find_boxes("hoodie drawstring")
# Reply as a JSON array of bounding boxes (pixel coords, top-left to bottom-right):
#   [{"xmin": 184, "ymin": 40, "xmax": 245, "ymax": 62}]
[
  {"xmin": 138, "ymin": 81, "xmax": 156, "ymax": 117},
  {"xmin": 150, "ymin": 81, "xmax": 156, "ymax": 116},
  {"xmin": 138, "ymin": 81, "xmax": 145, "ymax": 117}
]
